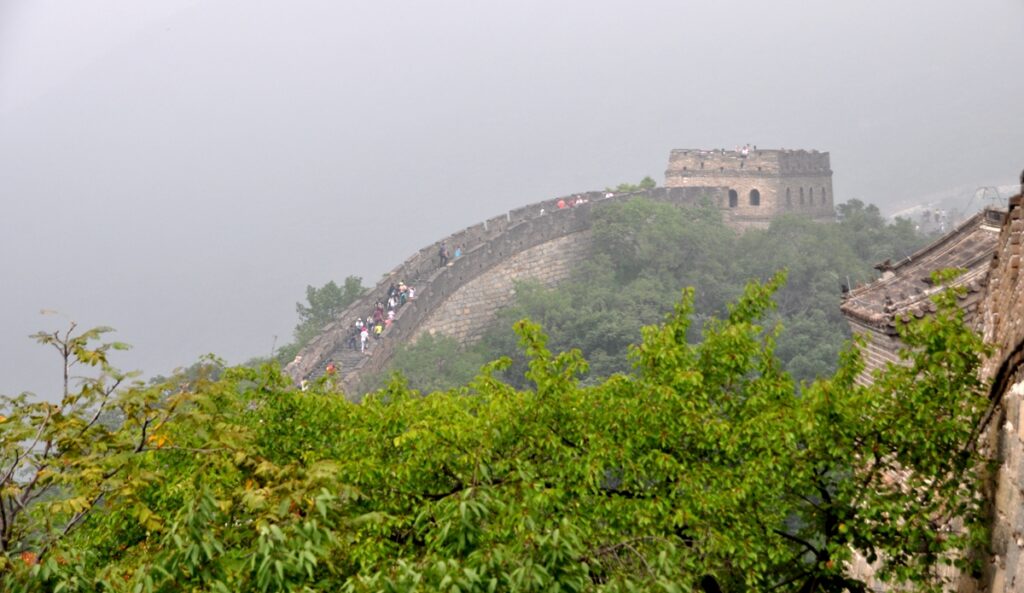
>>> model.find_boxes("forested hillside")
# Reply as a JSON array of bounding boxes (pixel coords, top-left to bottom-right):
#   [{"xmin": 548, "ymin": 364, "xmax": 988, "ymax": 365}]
[{"xmin": 374, "ymin": 199, "xmax": 926, "ymax": 393}]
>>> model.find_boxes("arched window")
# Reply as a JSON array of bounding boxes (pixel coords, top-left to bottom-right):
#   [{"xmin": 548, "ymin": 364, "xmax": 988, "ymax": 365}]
[
  {"xmin": 821, "ymin": 187, "xmax": 827, "ymax": 203},
  {"xmin": 749, "ymin": 189, "xmax": 760, "ymax": 206},
  {"xmin": 799, "ymin": 187, "xmax": 805, "ymax": 205},
  {"xmin": 809, "ymin": 187, "xmax": 814, "ymax": 202},
  {"xmin": 786, "ymin": 188, "xmax": 792, "ymax": 206},
  {"xmin": 728, "ymin": 189, "xmax": 738, "ymax": 208}
]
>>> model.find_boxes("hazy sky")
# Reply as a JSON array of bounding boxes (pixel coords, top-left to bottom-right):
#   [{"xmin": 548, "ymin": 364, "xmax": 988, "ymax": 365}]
[{"xmin": 1, "ymin": 0, "xmax": 1022, "ymax": 399}]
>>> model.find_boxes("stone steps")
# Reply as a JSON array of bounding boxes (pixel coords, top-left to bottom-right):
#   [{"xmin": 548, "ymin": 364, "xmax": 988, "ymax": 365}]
[{"xmin": 307, "ymin": 273, "xmax": 431, "ymax": 385}]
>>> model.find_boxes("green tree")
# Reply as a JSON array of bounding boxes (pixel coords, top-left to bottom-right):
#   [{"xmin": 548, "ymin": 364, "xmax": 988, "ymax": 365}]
[
  {"xmin": 0, "ymin": 325, "xmax": 206, "ymax": 582},
  {"xmin": 607, "ymin": 175, "xmax": 658, "ymax": 193},
  {"xmin": 836, "ymin": 199, "xmax": 923, "ymax": 266},
  {"xmin": 362, "ymin": 333, "xmax": 490, "ymax": 395}
]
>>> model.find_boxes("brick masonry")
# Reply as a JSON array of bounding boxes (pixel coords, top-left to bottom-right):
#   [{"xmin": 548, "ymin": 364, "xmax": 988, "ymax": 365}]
[
  {"xmin": 976, "ymin": 191, "xmax": 1024, "ymax": 593},
  {"xmin": 666, "ymin": 149, "xmax": 835, "ymax": 228},
  {"xmin": 413, "ymin": 232, "xmax": 593, "ymax": 343}
]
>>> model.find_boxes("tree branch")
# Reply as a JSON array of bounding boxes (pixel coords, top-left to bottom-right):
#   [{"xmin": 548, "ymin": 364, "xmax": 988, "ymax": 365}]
[{"xmin": 773, "ymin": 528, "xmax": 820, "ymax": 558}]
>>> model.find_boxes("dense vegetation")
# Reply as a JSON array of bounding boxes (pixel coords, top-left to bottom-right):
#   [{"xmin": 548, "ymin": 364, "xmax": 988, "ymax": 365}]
[
  {"xmin": 378, "ymin": 198, "xmax": 926, "ymax": 392},
  {"xmin": 0, "ymin": 271, "xmax": 989, "ymax": 592}
]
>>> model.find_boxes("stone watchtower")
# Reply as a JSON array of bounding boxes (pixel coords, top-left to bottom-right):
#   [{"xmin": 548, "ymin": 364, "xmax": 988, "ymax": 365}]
[{"xmin": 665, "ymin": 148, "xmax": 834, "ymax": 229}]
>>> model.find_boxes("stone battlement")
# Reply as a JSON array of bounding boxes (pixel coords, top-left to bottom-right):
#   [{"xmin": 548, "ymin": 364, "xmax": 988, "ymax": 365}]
[{"xmin": 666, "ymin": 148, "xmax": 831, "ymax": 177}]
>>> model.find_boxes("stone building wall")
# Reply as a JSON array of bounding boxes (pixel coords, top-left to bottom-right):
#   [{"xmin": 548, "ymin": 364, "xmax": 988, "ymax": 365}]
[
  {"xmin": 835, "ymin": 203, "xmax": 1009, "ymax": 591},
  {"xmin": 845, "ymin": 186, "xmax": 1023, "ymax": 593}
]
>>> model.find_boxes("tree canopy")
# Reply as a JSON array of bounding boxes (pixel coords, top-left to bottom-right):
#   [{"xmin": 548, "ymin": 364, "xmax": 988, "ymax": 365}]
[{"xmin": 0, "ymin": 270, "xmax": 989, "ymax": 593}]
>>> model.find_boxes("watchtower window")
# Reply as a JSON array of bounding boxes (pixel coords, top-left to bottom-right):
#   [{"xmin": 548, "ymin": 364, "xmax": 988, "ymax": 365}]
[
  {"xmin": 809, "ymin": 187, "xmax": 814, "ymax": 201},
  {"xmin": 821, "ymin": 187, "xmax": 827, "ymax": 202},
  {"xmin": 799, "ymin": 187, "xmax": 805, "ymax": 205},
  {"xmin": 728, "ymin": 189, "xmax": 738, "ymax": 208},
  {"xmin": 786, "ymin": 188, "xmax": 792, "ymax": 206},
  {"xmin": 749, "ymin": 189, "xmax": 760, "ymax": 206}
]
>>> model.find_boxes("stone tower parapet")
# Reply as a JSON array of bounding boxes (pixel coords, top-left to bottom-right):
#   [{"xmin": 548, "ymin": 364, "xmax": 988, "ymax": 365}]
[{"xmin": 665, "ymin": 148, "xmax": 834, "ymax": 229}]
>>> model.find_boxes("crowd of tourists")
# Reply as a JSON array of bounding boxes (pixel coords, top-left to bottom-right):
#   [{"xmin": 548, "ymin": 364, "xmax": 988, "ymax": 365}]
[
  {"xmin": 318, "ymin": 191, "xmax": 610, "ymax": 382},
  {"xmin": 341, "ymin": 281, "xmax": 416, "ymax": 356},
  {"xmin": 539, "ymin": 194, "xmax": 595, "ymax": 216}
]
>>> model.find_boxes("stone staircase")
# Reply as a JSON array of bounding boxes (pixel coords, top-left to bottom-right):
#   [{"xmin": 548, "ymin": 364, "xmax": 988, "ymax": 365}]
[{"xmin": 306, "ymin": 270, "xmax": 433, "ymax": 386}]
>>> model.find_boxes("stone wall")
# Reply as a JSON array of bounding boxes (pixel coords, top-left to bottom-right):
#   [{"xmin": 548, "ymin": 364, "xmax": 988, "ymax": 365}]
[
  {"xmin": 285, "ymin": 185, "xmax": 725, "ymax": 393},
  {"xmin": 414, "ymin": 232, "xmax": 593, "ymax": 343},
  {"xmin": 977, "ymin": 191, "xmax": 1024, "ymax": 593},
  {"xmin": 982, "ymin": 194, "xmax": 1024, "ymax": 383}
]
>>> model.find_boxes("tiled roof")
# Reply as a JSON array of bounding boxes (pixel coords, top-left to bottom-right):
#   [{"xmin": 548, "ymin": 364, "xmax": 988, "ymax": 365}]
[{"xmin": 840, "ymin": 208, "xmax": 1006, "ymax": 331}]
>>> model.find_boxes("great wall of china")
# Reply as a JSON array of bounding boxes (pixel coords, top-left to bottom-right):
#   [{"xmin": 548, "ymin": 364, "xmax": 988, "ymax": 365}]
[
  {"xmin": 284, "ymin": 185, "xmax": 724, "ymax": 392},
  {"xmin": 286, "ymin": 147, "xmax": 838, "ymax": 393}
]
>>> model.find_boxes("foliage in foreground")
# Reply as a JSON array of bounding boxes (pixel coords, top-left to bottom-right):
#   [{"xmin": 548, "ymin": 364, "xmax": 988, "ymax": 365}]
[{"xmin": 0, "ymin": 273, "xmax": 989, "ymax": 592}]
